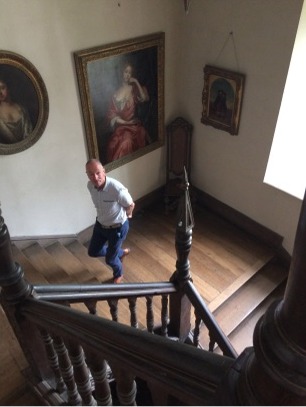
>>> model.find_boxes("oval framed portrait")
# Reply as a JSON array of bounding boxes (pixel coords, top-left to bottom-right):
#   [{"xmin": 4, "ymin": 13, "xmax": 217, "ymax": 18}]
[{"xmin": 0, "ymin": 51, "xmax": 49, "ymax": 155}]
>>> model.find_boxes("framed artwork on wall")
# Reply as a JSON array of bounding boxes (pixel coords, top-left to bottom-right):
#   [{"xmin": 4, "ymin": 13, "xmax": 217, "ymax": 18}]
[
  {"xmin": 0, "ymin": 51, "xmax": 49, "ymax": 155},
  {"xmin": 74, "ymin": 32, "xmax": 165, "ymax": 170},
  {"xmin": 201, "ymin": 65, "xmax": 245, "ymax": 135}
]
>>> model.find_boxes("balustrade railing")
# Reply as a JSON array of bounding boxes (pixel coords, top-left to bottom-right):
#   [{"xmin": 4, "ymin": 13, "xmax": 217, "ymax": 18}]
[{"xmin": 10, "ymin": 295, "xmax": 235, "ymax": 405}]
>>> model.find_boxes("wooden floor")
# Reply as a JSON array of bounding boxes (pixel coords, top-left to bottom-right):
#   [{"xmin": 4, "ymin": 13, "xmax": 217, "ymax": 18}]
[{"xmin": 0, "ymin": 203, "xmax": 287, "ymax": 405}]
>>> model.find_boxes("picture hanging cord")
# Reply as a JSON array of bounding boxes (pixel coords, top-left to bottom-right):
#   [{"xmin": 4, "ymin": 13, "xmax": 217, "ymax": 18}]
[{"xmin": 213, "ymin": 31, "xmax": 240, "ymax": 71}]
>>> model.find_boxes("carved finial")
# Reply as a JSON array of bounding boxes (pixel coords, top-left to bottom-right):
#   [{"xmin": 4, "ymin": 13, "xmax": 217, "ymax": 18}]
[{"xmin": 176, "ymin": 167, "xmax": 194, "ymax": 232}]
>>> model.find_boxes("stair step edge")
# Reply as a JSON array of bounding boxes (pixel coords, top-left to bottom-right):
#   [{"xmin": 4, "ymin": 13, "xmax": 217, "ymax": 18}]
[
  {"xmin": 214, "ymin": 272, "xmax": 288, "ymax": 337},
  {"xmin": 214, "ymin": 281, "xmax": 287, "ymax": 355},
  {"xmin": 208, "ymin": 252, "xmax": 277, "ymax": 313},
  {"xmin": 214, "ymin": 261, "xmax": 287, "ymax": 314},
  {"xmin": 44, "ymin": 241, "xmax": 101, "ymax": 284},
  {"xmin": 22, "ymin": 243, "xmax": 74, "ymax": 284}
]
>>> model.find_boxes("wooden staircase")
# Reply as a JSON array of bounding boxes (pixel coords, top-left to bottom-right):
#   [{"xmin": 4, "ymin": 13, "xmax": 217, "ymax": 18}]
[{"xmin": 0, "ymin": 203, "xmax": 289, "ymax": 405}]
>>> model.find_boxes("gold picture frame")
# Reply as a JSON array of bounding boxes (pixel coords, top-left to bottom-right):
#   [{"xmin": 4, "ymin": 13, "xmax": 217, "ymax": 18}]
[
  {"xmin": 74, "ymin": 32, "xmax": 165, "ymax": 170},
  {"xmin": 201, "ymin": 65, "xmax": 245, "ymax": 135},
  {"xmin": 0, "ymin": 51, "xmax": 49, "ymax": 155}
]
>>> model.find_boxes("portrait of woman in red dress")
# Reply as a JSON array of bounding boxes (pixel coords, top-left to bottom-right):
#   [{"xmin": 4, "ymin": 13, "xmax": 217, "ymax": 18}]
[
  {"xmin": 106, "ymin": 61, "xmax": 151, "ymax": 163},
  {"xmin": 76, "ymin": 34, "xmax": 164, "ymax": 169}
]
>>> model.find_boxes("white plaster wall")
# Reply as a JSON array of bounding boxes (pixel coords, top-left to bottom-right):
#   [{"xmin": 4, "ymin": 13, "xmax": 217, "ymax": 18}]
[
  {"xmin": 0, "ymin": 0, "xmax": 181, "ymax": 237},
  {"xmin": 0, "ymin": 0, "xmax": 304, "ymax": 255},
  {"xmin": 178, "ymin": 0, "xmax": 304, "ymax": 253}
]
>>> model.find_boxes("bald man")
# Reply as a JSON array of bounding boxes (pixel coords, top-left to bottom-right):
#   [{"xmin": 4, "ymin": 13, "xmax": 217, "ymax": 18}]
[{"xmin": 85, "ymin": 159, "xmax": 134, "ymax": 283}]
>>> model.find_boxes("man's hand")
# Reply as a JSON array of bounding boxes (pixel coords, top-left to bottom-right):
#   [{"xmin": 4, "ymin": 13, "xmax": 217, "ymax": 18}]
[{"xmin": 126, "ymin": 202, "xmax": 135, "ymax": 218}]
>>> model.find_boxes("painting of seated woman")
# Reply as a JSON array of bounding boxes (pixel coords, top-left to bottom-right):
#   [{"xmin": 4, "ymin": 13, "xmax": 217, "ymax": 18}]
[
  {"xmin": 106, "ymin": 61, "xmax": 152, "ymax": 162},
  {"xmin": 75, "ymin": 33, "xmax": 164, "ymax": 170}
]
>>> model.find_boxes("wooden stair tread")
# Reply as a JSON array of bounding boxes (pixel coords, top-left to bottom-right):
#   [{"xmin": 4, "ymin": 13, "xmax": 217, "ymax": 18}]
[
  {"xmin": 214, "ymin": 261, "xmax": 288, "ymax": 326},
  {"xmin": 208, "ymin": 252, "xmax": 276, "ymax": 312},
  {"xmin": 198, "ymin": 261, "xmax": 288, "ymax": 348},
  {"xmin": 45, "ymin": 241, "xmax": 99, "ymax": 284},
  {"xmin": 11, "ymin": 245, "xmax": 49, "ymax": 285},
  {"xmin": 22, "ymin": 243, "xmax": 72, "ymax": 284},
  {"xmin": 65, "ymin": 240, "xmax": 111, "ymax": 282},
  {"xmin": 216, "ymin": 282, "xmax": 286, "ymax": 355}
]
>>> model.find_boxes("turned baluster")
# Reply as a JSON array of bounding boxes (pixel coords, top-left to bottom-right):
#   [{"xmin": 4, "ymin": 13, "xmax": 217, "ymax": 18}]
[
  {"xmin": 39, "ymin": 329, "xmax": 66, "ymax": 392},
  {"xmin": 128, "ymin": 297, "xmax": 138, "ymax": 328},
  {"xmin": 85, "ymin": 348, "xmax": 112, "ymax": 406},
  {"xmin": 160, "ymin": 294, "xmax": 169, "ymax": 337},
  {"xmin": 111, "ymin": 365, "xmax": 137, "ymax": 406},
  {"xmin": 146, "ymin": 295, "xmax": 154, "ymax": 333},
  {"xmin": 107, "ymin": 298, "xmax": 119, "ymax": 322},
  {"xmin": 84, "ymin": 299, "xmax": 98, "ymax": 315},
  {"xmin": 66, "ymin": 340, "xmax": 96, "ymax": 406},
  {"xmin": 52, "ymin": 336, "xmax": 82, "ymax": 406},
  {"xmin": 193, "ymin": 309, "xmax": 201, "ymax": 347},
  {"xmin": 208, "ymin": 331, "xmax": 216, "ymax": 352}
]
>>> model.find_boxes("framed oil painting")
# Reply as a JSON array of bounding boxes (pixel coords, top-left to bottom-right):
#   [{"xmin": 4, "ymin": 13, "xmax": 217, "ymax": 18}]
[
  {"xmin": 201, "ymin": 65, "xmax": 245, "ymax": 135},
  {"xmin": 74, "ymin": 32, "xmax": 165, "ymax": 170},
  {"xmin": 0, "ymin": 51, "xmax": 49, "ymax": 155}
]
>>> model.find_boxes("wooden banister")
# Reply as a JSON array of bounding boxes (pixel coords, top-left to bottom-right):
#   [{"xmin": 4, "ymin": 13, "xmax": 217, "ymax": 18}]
[
  {"xmin": 32, "ymin": 281, "xmax": 177, "ymax": 301},
  {"xmin": 20, "ymin": 296, "xmax": 235, "ymax": 406},
  {"xmin": 184, "ymin": 280, "xmax": 238, "ymax": 358}
]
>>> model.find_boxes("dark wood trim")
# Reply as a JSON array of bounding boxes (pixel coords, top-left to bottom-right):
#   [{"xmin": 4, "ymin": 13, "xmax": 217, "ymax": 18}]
[{"xmin": 134, "ymin": 187, "xmax": 164, "ymax": 214}]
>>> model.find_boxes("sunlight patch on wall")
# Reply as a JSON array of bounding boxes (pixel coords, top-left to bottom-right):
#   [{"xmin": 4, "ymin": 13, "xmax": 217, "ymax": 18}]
[{"xmin": 264, "ymin": 1, "xmax": 306, "ymax": 200}]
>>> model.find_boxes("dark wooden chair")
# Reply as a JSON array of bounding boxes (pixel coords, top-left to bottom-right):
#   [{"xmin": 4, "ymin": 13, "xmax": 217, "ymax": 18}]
[{"xmin": 164, "ymin": 117, "xmax": 193, "ymax": 212}]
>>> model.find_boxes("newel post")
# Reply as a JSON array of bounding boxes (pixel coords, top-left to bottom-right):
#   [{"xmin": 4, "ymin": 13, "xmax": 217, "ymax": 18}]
[
  {"xmin": 0, "ymin": 205, "xmax": 32, "ymax": 302},
  {"xmin": 168, "ymin": 169, "xmax": 195, "ymax": 341},
  {"xmin": 0, "ymin": 206, "xmax": 51, "ymax": 382},
  {"xmin": 218, "ymin": 190, "xmax": 306, "ymax": 405}
]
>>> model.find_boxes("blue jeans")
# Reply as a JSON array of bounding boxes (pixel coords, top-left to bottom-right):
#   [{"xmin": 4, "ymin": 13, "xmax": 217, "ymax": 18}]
[{"xmin": 88, "ymin": 220, "xmax": 129, "ymax": 279}]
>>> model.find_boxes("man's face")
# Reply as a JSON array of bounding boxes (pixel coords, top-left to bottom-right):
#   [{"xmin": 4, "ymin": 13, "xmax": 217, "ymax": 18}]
[{"xmin": 86, "ymin": 161, "xmax": 106, "ymax": 189}]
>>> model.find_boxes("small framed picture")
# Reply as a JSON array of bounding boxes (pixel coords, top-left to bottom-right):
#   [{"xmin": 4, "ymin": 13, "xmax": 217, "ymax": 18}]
[
  {"xmin": 74, "ymin": 32, "xmax": 165, "ymax": 170},
  {"xmin": 201, "ymin": 65, "xmax": 245, "ymax": 135},
  {"xmin": 0, "ymin": 51, "xmax": 49, "ymax": 155}
]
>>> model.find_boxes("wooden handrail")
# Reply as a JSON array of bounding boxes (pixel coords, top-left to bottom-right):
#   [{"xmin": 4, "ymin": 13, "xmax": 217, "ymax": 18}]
[
  {"xmin": 21, "ymin": 296, "xmax": 235, "ymax": 406},
  {"xmin": 184, "ymin": 280, "xmax": 238, "ymax": 358},
  {"xmin": 32, "ymin": 280, "xmax": 237, "ymax": 358},
  {"xmin": 33, "ymin": 281, "xmax": 176, "ymax": 302}
]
